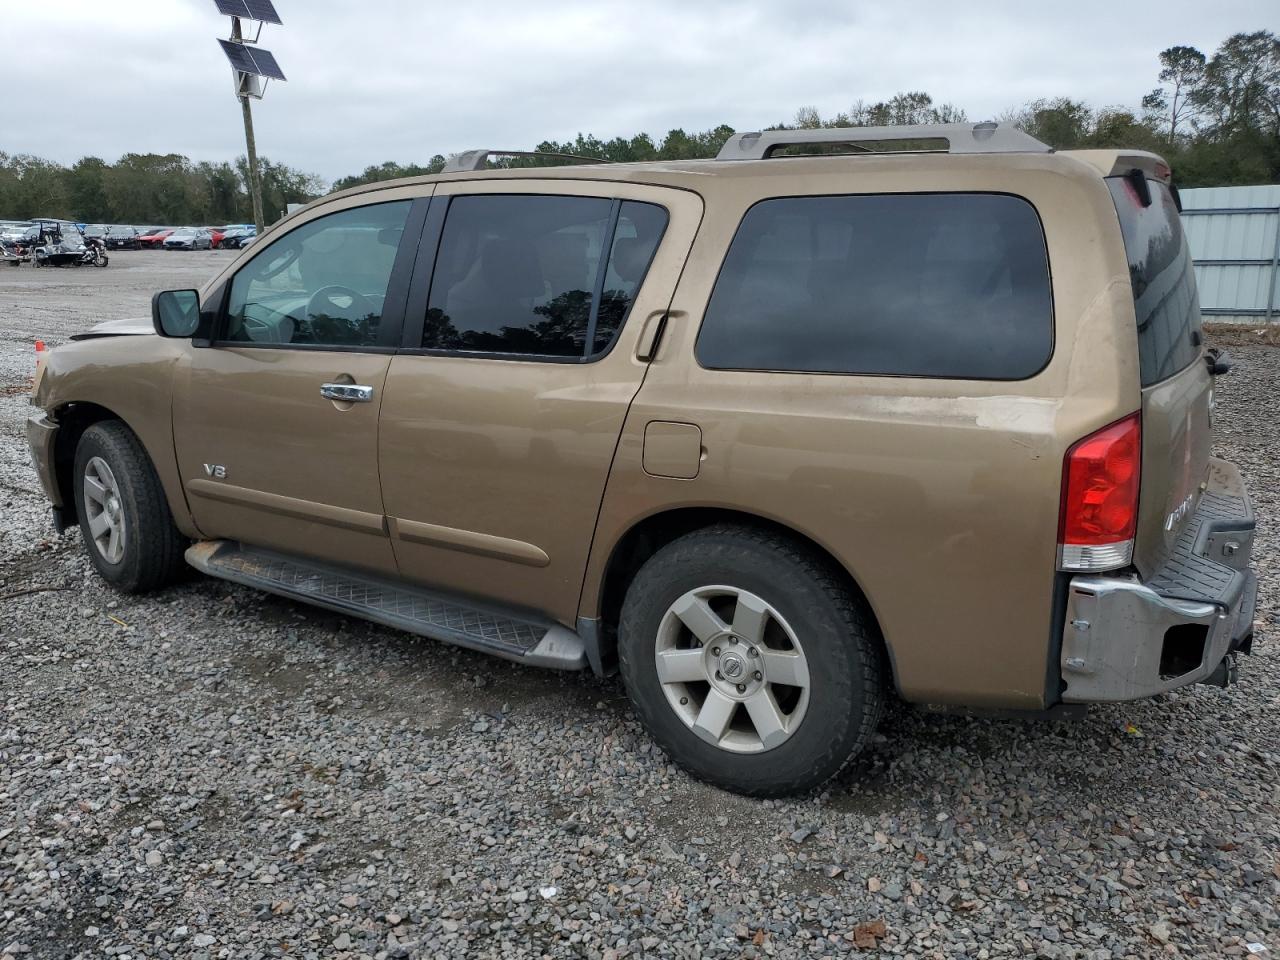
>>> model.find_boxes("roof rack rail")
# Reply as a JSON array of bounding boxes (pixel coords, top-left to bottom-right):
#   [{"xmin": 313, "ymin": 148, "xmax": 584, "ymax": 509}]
[
  {"xmin": 441, "ymin": 149, "xmax": 608, "ymax": 173},
  {"xmin": 715, "ymin": 122, "xmax": 1051, "ymax": 161}
]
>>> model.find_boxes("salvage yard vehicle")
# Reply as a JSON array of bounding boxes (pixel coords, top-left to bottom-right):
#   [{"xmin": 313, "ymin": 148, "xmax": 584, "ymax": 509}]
[
  {"xmin": 31, "ymin": 220, "xmax": 106, "ymax": 268},
  {"xmin": 218, "ymin": 225, "xmax": 256, "ymax": 248},
  {"xmin": 27, "ymin": 123, "xmax": 1258, "ymax": 796},
  {"xmin": 162, "ymin": 227, "xmax": 213, "ymax": 251},
  {"xmin": 105, "ymin": 226, "xmax": 142, "ymax": 250},
  {"xmin": 137, "ymin": 228, "xmax": 174, "ymax": 249}
]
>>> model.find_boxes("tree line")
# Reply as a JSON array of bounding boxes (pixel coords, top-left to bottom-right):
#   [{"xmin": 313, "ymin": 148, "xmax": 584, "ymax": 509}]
[
  {"xmin": 3, "ymin": 30, "xmax": 1276, "ymax": 225},
  {"xmin": 0, "ymin": 152, "xmax": 322, "ymax": 226}
]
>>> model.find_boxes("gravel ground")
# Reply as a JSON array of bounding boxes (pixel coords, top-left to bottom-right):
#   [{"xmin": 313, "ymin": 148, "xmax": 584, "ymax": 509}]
[{"xmin": 1, "ymin": 252, "xmax": 1276, "ymax": 960}]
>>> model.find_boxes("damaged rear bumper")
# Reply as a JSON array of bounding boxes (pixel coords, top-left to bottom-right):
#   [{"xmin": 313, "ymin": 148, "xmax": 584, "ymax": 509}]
[{"xmin": 1060, "ymin": 458, "xmax": 1256, "ymax": 702}]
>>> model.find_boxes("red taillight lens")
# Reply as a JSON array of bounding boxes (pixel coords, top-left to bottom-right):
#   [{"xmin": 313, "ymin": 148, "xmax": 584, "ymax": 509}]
[{"xmin": 1059, "ymin": 414, "xmax": 1141, "ymax": 563}]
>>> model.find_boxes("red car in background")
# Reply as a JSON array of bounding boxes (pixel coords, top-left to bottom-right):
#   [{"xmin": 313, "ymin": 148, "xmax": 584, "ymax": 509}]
[
  {"xmin": 208, "ymin": 228, "xmax": 226, "ymax": 248},
  {"xmin": 137, "ymin": 228, "xmax": 174, "ymax": 249}
]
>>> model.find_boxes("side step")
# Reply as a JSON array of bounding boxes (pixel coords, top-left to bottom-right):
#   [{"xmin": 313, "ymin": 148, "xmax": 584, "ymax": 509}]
[{"xmin": 185, "ymin": 540, "xmax": 588, "ymax": 671}]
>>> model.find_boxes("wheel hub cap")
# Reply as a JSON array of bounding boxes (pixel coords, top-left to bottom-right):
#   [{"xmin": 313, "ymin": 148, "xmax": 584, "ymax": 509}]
[{"xmin": 720, "ymin": 650, "xmax": 745, "ymax": 679}]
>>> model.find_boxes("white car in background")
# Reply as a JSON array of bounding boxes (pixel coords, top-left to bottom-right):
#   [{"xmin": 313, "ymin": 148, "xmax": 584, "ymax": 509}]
[{"xmin": 162, "ymin": 227, "xmax": 213, "ymax": 251}]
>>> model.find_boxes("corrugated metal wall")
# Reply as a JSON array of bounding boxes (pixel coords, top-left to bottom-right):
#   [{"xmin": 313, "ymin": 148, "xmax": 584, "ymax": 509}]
[{"xmin": 1180, "ymin": 185, "xmax": 1280, "ymax": 324}]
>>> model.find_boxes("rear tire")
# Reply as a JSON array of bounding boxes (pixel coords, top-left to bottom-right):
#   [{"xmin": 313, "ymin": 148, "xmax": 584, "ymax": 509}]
[
  {"xmin": 73, "ymin": 421, "xmax": 188, "ymax": 593},
  {"xmin": 618, "ymin": 525, "xmax": 886, "ymax": 797}
]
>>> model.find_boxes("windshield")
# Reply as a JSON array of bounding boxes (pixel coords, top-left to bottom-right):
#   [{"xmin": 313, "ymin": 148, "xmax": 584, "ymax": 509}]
[
  {"xmin": 1106, "ymin": 176, "xmax": 1202, "ymax": 387},
  {"xmin": 83, "ymin": 224, "xmax": 106, "ymax": 236}
]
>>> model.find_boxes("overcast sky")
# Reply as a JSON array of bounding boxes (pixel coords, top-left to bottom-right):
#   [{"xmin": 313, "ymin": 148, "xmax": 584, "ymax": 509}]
[{"xmin": 4, "ymin": 0, "xmax": 1273, "ymax": 183}]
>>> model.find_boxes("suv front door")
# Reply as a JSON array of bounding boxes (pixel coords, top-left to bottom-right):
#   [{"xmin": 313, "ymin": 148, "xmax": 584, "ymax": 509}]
[
  {"xmin": 378, "ymin": 181, "xmax": 702, "ymax": 623},
  {"xmin": 173, "ymin": 191, "xmax": 429, "ymax": 575}
]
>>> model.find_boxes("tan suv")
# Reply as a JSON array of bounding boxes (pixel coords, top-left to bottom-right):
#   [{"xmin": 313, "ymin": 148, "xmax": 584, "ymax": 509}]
[{"xmin": 27, "ymin": 123, "xmax": 1258, "ymax": 796}]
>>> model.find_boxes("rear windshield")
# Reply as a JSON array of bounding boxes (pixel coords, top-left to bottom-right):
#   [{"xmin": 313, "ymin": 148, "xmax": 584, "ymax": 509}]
[
  {"xmin": 1106, "ymin": 176, "xmax": 1202, "ymax": 387},
  {"xmin": 696, "ymin": 193, "xmax": 1053, "ymax": 379}
]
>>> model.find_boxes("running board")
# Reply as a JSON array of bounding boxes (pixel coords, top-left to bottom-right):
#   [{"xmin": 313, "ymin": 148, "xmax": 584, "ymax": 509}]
[{"xmin": 185, "ymin": 540, "xmax": 588, "ymax": 671}]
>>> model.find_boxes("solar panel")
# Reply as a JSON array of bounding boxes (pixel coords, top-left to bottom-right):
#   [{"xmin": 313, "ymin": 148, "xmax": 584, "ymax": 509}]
[
  {"xmin": 243, "ymin": 0, "xmax": 282, "ymax": 25},
  {"xmin": 213, "ymin": 0, "xmax": 281, "ymax": 24},
  {"xmin": 213, "ymin": 0, "xmax": 251, "ymax": 18},
  {"xmin": 218, "ymin": 39, "xmax": 287, "ymax": 81}
]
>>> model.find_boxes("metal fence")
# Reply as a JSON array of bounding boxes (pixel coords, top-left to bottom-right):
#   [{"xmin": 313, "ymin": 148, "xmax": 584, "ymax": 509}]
[{"xmin": 1180, "ymin": 185, "xmax": 1280, "ymax": 324}]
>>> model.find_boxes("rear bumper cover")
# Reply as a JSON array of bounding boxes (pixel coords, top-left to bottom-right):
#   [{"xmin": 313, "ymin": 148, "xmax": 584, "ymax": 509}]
[{"xmin": 1061, "ymin": 457, "xmax": 1256, "ymax": 702}]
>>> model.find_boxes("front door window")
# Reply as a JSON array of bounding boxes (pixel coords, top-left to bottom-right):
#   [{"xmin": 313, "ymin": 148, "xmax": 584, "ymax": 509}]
[{"xmin": 225, "ymin": 201, "xmax": 411, "ymax": 348}]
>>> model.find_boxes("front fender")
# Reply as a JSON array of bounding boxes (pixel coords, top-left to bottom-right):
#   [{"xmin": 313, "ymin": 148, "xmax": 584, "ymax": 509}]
[{"xmin": 35, "ymin": 335, "xmax": 199, "ymax": 539}]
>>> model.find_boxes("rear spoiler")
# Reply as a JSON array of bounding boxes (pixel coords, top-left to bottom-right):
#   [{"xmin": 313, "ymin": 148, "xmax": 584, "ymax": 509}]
[
  {"xmin": 1067, "ymin": 150, "xmax": 1176, "ymax": 209},
  {"xmin": 1065, "ymin": 150, "xmax": 1172, "ymax": 183}
]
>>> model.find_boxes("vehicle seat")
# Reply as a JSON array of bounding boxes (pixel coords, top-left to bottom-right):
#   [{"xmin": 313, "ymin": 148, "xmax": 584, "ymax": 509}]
[{"xmin": 446, "ymin": 236, "xmax": 546, "ymax": 328}]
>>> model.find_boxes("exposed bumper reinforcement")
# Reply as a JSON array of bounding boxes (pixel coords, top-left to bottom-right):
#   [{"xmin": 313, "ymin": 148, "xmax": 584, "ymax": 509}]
[
  {"xmin": 26, "ymin": 411, "xmax": 61, "ymax": 508},
  {"xmin": 1060, "ymin": 457, "xmax": 1256, "ymax": 703}
]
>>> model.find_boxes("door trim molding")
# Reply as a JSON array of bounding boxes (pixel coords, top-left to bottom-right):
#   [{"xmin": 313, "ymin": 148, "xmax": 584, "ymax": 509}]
[
  {"xmin": 187, "ymin": 479, "xmax": 387, "ymax": 535},
  {"xmin": 388, "ymin": 516, "xmax": 550, "ymax": 568}
]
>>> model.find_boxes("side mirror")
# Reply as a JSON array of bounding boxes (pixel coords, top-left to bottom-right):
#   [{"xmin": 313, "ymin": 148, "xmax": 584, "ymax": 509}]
[{"xmin": 152, "ymin": 289, "xmax": 201, "ymax": 338}]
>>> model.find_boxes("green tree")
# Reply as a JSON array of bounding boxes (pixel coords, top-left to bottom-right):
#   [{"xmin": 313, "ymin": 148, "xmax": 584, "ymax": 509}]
[
  {"xmin": 68, "ymin": 157, "xmax": 110, "ymax": 222},
  {"xmin": 243, "ymin": 156, "xmax": 325, "ymax": 222},
  {"xmin": 1195, "ymin": 31, "xmax": 1280, "ymax": 139}
]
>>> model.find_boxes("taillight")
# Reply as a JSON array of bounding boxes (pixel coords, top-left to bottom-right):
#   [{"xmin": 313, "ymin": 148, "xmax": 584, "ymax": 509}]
[{"xmin": 1057, "ymin": 413, "xmax": 1141, "ymax": 572}]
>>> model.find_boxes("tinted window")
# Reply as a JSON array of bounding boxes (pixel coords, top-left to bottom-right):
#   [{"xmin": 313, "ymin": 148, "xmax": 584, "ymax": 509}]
[
  {"xmin": 1106, "ymin": 177, "xmax": 1201, "ymax": 386},
  {"xmin": 423, "ymin": 196, "xmax": 666, "ymax": 358},
  {"xmin": 697, "ymin": 193, "xmax": 1053, "ymax": 379},
  {"xmin": 225, "ymin": 201, "xmax": 409, "ymax": 347}
]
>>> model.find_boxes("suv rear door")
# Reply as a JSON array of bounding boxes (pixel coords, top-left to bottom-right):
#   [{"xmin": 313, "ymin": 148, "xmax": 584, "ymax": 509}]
[
  {"xmin": 377, "ymin": 181, "xmax": 702, "ymax": 624},
  {"xmin": 1105, "ymin": 173, "xmax": 1212, "ymax": 575}
]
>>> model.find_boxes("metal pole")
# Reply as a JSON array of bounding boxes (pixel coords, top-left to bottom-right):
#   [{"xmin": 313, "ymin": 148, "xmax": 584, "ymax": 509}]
[
  {"xmin": 1268, "ymin": 205, "xmax": 1280, "ymax": 325},
  {"xmin": 232, "ymin": 17, "xmax": 266, "ymax": 234}
]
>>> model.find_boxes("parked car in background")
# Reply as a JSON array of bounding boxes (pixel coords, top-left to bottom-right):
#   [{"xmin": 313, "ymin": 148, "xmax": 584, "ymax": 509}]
[
  {"xmin": 82, "ymin": 224, "xmax": 108, "ymax": 241},
  {"xmin": 0, "ymin": 222, "xmax": 37, "ymax": 244},
  {"xmin": 163, "ymin": 227, "xmax": 213, "ymax": 251},
  {"xmin": 138, "ymin": 228, "xmax": 174, "ymax": 249},
  {"xmin": 105, "ymin": 226, "xmax": 141, "ymax": 250},
  {"xmin": 208, "ymin": 227, "xmax": 226, "ymax": 248},
  {"xmin": 0, "ymin": 221, "xmax": 35, "ymax": 265},
  {"xmin": 218, "ymin": 226, "xmax": 256, "ymax": 248}
]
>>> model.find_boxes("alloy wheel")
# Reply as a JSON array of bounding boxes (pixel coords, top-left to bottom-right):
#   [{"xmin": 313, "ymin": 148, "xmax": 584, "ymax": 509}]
[
  {"xmin": 83, "ymin": 456, "xmax": 126, "ymax": 563},
  {"xmin": 654, "ymin": 586, "xmax": 811, "ymax": 754}
]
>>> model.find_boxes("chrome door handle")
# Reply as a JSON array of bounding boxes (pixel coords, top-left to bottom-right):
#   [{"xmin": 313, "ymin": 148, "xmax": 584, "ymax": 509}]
[{"xmin": 320, "ymin": 383, "xmax": 374, "ymax": 402}]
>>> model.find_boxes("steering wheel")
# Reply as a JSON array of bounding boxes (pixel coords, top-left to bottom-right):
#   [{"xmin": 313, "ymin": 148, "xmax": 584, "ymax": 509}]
[
  {"xmin": 303, "ymin": 285, "xmax": 373, "ymax": 345},
  {"xmin": 257, "ymin": 246, "xmax": 299, "ymax": 281},
  {"xmin": 307, "ymin": 285, "xmax": 376, "ymax": 324}
]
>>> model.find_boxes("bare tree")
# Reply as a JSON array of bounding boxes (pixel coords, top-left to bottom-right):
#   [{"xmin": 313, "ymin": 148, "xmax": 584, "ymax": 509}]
[{"xmin": 1142, "ymin": 45, "xmax": 1207, "ymax": 142}]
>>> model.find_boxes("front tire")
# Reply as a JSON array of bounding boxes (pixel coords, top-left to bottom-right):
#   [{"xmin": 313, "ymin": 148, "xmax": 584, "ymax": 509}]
[
  {"xmin": 73, "ymin": 421, "xmax": 188, "ymax": 593},
  {"xmin": 618, "ymin": 525, "xmax": 886, "ymax": 797}
]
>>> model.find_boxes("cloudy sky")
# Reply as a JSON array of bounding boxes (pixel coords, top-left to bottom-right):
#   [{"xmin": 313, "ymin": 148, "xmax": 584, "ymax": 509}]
[{"xmin": 5, "ymin": 0, "xmax": 1272, "ymax": 183}]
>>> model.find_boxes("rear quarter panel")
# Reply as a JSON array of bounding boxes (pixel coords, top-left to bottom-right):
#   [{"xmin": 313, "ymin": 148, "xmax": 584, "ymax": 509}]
[{"xmin": 583, "ymin": 154, "xmax": 1141, "ymax": 709}]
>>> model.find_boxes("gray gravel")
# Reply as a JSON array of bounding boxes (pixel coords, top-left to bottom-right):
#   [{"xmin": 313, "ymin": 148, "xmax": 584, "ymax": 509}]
[{"xmin": 1, "ymin": 252, "xmax": 1277, "ymax": 959}]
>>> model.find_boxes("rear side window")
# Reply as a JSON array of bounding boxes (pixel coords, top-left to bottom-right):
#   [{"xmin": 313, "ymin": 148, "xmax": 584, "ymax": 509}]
[
  {"xmin": 696, "ymin": 193, "xmax": 1053, "ymax": 379},
  {"xmin": 423, "ymin": 196, "xmax": 667, "ymax": 359},
  {"xmin": 1105, "ymin": 177, "xmax": 1202, "ymax": 387}
]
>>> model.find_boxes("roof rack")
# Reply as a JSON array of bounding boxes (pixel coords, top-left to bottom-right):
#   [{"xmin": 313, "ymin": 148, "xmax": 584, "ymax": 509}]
[
  {"xmin": 715, "ymin": 122, "xmax": 1051, "ymax": 161},
  {"xmin": 441, "ymin": 149, "xmax": 608, "ymax": 173}
]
